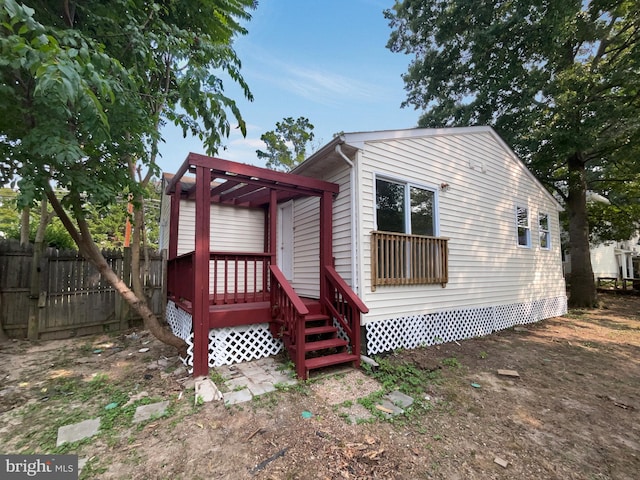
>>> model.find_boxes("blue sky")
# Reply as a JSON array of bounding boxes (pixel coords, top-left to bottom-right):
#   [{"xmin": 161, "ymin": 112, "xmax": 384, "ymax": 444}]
[{"xmin": 157, "ymin": 0, "xmax": 420, "ymax": 174}]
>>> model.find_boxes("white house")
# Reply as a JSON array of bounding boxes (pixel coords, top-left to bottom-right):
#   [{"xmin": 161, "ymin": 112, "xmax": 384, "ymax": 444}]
[
  {"xmin": 161, "ymin": 126, "xmax": 568, "ymax": 377},
  {"xmin": 290, "ymin": 126, "xmax": 567, "ymax": 354}
]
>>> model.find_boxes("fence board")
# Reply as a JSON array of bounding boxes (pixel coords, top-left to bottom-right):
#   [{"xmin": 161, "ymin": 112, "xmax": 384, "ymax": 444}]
[{"xmin": 0, "ymin": 240, "xmax": 165, "ymax": 340}]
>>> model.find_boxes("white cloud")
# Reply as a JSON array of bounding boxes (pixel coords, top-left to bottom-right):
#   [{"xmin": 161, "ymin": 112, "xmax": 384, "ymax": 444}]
[{"xmin": 245, "ymin": 47, "xmax": 386, "ymax": 106}]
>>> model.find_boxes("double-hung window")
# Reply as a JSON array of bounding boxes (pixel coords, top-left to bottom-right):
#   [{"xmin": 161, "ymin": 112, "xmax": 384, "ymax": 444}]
[
  {"xmin": 538, "ymin": 213, "xmax": 550, "ymax": 249},
  {"xmin": 516, "ymin": 205, "xmax": 531, "ymax": 247},
  {"xmin": 372, "ymin": 177, "xmax": 447, "ymax": 289},
  {"xmin": 375, "ymin": 178, "xmax": 436, "ymax": 236}
]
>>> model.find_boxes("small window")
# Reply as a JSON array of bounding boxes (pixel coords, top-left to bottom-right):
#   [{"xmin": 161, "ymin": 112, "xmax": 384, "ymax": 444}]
[
  {"xmin": 538, "ymin": 213, "xmax": 550, "ymax": 249},
  {"xmin": 516, "ymin": 205, "xmax": 530, "ymax": 247}
]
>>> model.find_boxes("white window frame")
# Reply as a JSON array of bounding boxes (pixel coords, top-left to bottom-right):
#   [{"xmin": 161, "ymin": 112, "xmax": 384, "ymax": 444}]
[
  {"xmin": 538, "ymin": 212, "xmax": 551, "ymax": 250},
  {"xmin": 374, "ymin": 174, "xmax": 440, "ymax": 236},
  {"xmin": 516, "ymin": 204, "xmax": 531, "ymax": 248}
]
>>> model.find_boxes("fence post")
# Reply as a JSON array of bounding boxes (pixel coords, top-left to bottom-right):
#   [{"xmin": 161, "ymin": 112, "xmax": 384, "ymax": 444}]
[
  {"xmin": 27, "ymin": 242, "xmax": 44, "ymax": 340},
  {"xmin": 161, "ymin": 249, "xmax": 168, "ymax": 323}
]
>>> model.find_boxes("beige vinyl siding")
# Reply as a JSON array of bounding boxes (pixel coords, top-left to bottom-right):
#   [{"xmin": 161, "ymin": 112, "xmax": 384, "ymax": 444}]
[
  {"xmin": 290, "ymin": 162, "xmax": 353, "ymax": 298},
  {"xmin": 291, "ymin": 196, "xmax": 319, "ymax": 297},
  {"xmin": 174, "ymin": 201, "xmax": 264, "ymax": 254},
  {"xmin": 171, "ymin": 200, "xmax": 265, "ymax": 295},
  {"xmin": 357, "ymin": 131, "xmax": 565, "ymax": 324},
  {"xmin": 328, "ymin": 165, "xmax": 353, "ymax": 286}
]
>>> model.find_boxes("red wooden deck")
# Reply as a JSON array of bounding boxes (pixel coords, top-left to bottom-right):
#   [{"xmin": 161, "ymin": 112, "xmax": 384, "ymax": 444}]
[{"xmin": 165, "ymin": 153, "xmax": 368, "ymax": 379}]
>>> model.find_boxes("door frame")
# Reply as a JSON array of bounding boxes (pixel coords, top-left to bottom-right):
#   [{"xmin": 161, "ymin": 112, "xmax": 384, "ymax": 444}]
[{"xmin": 277, "ymin": 200, "xmax": 294, "ymax": 280}]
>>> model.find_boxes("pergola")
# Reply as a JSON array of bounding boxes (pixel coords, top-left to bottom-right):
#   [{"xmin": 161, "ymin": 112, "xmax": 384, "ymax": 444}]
[{"xmin": 164, "ymin": 153, "xmax": 345, "ymax": 377}]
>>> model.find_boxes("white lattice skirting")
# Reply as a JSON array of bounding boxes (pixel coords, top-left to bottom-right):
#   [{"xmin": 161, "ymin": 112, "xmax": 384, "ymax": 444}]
[
  {"xmin": 165, "ymin": 301, "xmax": 283, "ymax": 372},
  {"xmin": 365, "ymin": 296, "xmax": 568, "ymax": 355}
]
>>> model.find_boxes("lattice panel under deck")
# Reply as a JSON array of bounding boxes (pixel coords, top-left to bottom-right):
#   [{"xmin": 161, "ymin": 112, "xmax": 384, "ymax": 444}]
[
  {"xmin": 166, "ymin": 301, "xmax": 193, "ymax": 340},
  {"xmin": 166, "ymin": 301, "xmax": 194, "ymax": 373},
  {"xmin": 208, "ymin": 324, "xmax": 283, "ymax": 367},
  {"xmin": 166, "ymin": 302, "xmax": 283, "ymax": 371},
  {"xmin": 366, "ymin": 296, "xmax": 568, "ymax": 355},
  {"xmin": 332, "ymin": 317, "xmax": 350, "ymax": 345}
]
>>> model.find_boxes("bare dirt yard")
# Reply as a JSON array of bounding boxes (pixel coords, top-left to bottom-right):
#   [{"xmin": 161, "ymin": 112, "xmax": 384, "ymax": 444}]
[{"xmin": 1, "ymin": 294, "xmax": 639, "ymax": 480}]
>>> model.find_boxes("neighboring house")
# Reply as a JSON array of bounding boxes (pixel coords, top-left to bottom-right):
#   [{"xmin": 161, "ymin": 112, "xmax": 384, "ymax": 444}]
[
  {"xmin": 562, "ymin": 192, "xmax": 640, "ymax": 283},
  {"xmin": 161, "ymin": 126, "xmax": 567, "ymax": 379},
  {"xmin": 593, "ymin": 237, "xmax": 640, "ymax": 280}
]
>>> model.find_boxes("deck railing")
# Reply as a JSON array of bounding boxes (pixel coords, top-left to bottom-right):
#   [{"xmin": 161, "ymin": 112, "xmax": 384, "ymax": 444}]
[
  {"xmin": 270, "ymin": 265, "xmax": 309, "ymax": 378},
  {"xmin": 167, "ymin": 252, "xmax": 195, "ymax": 304},
  {"xmin": 322, "ymin": 266, "xmax": 368, "ymax": 360},
  {"xmin": 167, "ymin": 251, "xmax": 271, "ymax": 306},
  {"xmin": 371, "ymin": 231, "xmax": 449, "ymax": 290},
  {"xmin": 210, "ymin": 251, "xmax": 271, "ymax": 304}
]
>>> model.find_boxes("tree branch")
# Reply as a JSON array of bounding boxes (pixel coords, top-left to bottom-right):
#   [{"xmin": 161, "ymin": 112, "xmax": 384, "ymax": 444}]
[{"xmin": 45, "ymin": 186, "xmax": 82, "ymax": 248}]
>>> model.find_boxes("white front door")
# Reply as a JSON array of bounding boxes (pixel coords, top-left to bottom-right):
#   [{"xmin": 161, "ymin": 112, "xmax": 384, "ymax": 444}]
[{"xmin": 278, "ymin": 201, "xmax": 294, "ymax": 280}]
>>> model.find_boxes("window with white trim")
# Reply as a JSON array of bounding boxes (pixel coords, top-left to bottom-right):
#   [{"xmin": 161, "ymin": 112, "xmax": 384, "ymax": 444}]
[
  {"xmin": 516, "ymin": 205, "xmax": 530, "ymax": 247},
  {"xmin": 375, "ymin": 178, "xmax": 436, "ymax": 235},
  {"xmin": 538, "ymin": 213, "xmax": 550, "ymax": 249},
  {"xmin": 372, "ymin": 177, "xmax": 447, "ymax": 289}
]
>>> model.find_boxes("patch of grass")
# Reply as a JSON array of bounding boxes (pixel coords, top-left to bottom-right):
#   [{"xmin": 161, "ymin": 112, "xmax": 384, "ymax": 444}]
[
  {"xmin": 79, "ymin": 457, "xmax": 108, "ymax": 480},
  {"xmin": 357, "ymin": 390, "xmax": 387, "ymax": 419},
  {"xmin": 251, "ymin": 391, "xmax": 278, "ymax": 409},
  {"xmin": 441, "ymin": 357, "xmax": 461, "ymax": 368},
  {"xmin": 364, "ymin": 357, "xmax": 440, "ymax": 397},
  {"xmin": 479, "ymin": 351, "xmax": 488, "ymax": 359},
  {"xmin": 274, "ymin": 380, "xmax": 309, "ymax": 395},
  {"xmin": 208, "ymin": 370, "xmax": 229, "ymax": 393},
  {"xmin": 9, "ymin": 372, "xmax": 167, "ymax": 454},
  {"xmin": 564, "ymin": 309, "xmax": 587, "ymax": 319}
]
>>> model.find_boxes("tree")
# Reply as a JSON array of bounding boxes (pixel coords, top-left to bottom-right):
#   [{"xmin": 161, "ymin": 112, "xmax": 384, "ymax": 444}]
[
  {"xmin": 0, "ymin": 186, "xmax": 160, "ymax": 250},
  {"xmin": 257, "ymin": 116, "xmax": 315, "ymax": 171},
  {"xmin": 386, "ymin": 0, "xmax": 640, "ymax": 307},
  {"xmin": 1, "ymin": 0, "xmax": 255, "ymax": 352}
]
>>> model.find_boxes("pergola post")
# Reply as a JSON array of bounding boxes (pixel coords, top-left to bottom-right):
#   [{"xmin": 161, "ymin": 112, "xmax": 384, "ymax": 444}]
[
  {"xmin": 319, "ymin": 190, "xmax": 333, "ymax": 302},
  {"xmin": 193, "ymin": 166, "xmax": 211, "ymax": 377},
  {"xmin": 269, "ymin": 189, "xmax": 278, "ymax": 268}
]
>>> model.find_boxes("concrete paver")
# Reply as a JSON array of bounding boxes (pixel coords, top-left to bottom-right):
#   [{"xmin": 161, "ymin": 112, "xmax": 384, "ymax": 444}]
[
  {"xmin": 133, "ymin": 400, "xmax": 169, "ymax": 423},
  {"xmin": 223, "ymin": 389, "xmax": 253, "ymax": 405},
  {"xmin": 56, "ymin": 418, "xmax": 100, "ymax": 447},
  {"xmin": 213, "ymin": 357, "xmax": 297, "ymax": 405}
]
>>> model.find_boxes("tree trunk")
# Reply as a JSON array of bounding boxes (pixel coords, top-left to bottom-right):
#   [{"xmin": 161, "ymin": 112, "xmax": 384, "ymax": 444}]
[
  {"xmin": 567, "ymin": 152, "xmax": 597, "ymax": 307},
  {"xmin": 84, "ymin": 243, "xmax": 187, "ymax": 356},
  {"xmin": 20, "ymin": 207, "xmax": 30, "ymax": 246},
  {"xmin": 45, "ymin": 188, "xmax": 187, "ymax": 356}
]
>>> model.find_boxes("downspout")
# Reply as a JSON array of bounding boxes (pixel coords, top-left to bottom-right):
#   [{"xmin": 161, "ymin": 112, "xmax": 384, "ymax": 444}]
[{"xmin": 335, "ymin": 144, "xmax": 360, "ymax": 296}]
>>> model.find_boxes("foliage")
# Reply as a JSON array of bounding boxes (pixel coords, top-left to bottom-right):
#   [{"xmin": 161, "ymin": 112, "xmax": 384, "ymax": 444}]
[
  {"xmin": 1, "ymin": 0, "xmax": 254, "ymax": 206},
  {"xmin": 256, "ymin": 116, "xmax": 315, "ymax": 171},
  {"xmin": 0, "ymin": 0, "xmax": 255, "ymax": 348},
  {"xmin": 386, "ymin": 0, "xmax": 640, "ymax": 306},
  {"xmin": 0, "ymin": 186, "xmax": 159, "ymax": 249}
]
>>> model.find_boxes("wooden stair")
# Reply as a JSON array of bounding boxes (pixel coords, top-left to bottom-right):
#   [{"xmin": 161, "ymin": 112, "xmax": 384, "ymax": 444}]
[{"xmin": 280, "ymin": 298, "xmax": 359, "ymax": 378}]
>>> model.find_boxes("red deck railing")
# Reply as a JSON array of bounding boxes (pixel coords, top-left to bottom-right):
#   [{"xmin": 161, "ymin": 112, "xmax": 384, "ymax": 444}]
[
  {"xmin": 321, "ymin": 266, "xmax": 368, "ymax": 362},
  {"xmin": 210, "ymin": 251, "xmax": 271, "ymax": 304},
  {"xmin": 269, "ymin": 265, "xmax": 309, "ymax": 377},
  {"xmin": 167, "ymin": 251, "xmax": 271, "ymax": 307},
  {"xmin": 167, "ymin": 251, "xmax": 195, "ymax": 305}
]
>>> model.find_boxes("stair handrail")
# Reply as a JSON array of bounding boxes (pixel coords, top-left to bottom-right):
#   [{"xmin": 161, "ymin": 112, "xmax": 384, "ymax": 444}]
[
  {"xmin": 324, "ymin": 266, "xmax": 368, "ymax": 314},
  {"xmin": 270, "ymin": 265, "xmax": 308, "ymax": 378},
  {"xmin": 322, "ymin": 266, "xmax": 368, "ymax": 362},
  {"xmin": 269, "ymin": 265, "xmax": 309, "ymax": 315}
]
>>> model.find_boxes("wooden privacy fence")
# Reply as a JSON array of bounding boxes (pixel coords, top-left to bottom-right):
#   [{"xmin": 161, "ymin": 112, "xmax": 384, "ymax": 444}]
[{"xmin": 0, "ymin": 240, "xmax": 165, "ymax": 340}]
